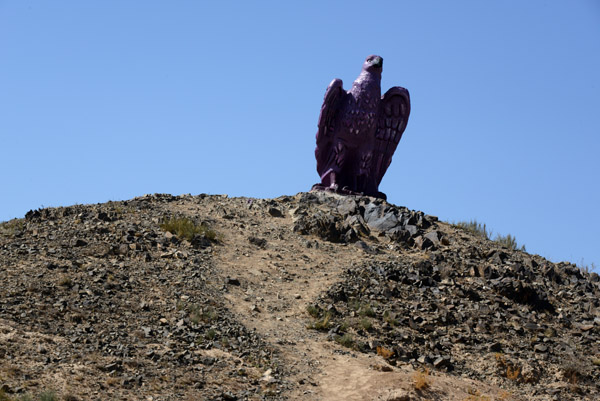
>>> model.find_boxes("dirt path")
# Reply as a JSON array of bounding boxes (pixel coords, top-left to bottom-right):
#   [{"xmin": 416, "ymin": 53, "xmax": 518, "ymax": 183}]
[
  {"xmin": 211, "ymin": 213, "xmax": 348, "ymax": 398},
  {"xmin": 179, "ymin": 200, "xmax": 520, "ymax": 401}
]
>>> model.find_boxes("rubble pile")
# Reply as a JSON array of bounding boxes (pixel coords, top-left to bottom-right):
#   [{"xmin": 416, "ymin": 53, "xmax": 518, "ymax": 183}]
[
  {"xmin": 298, "ymin": 192, "xmax": 600, "ymax": 400},
  {"xmin": 0, "ymin": 195, "xmax": 283, "ymax": 400},
  {"xmin": 1, "ymin": 191, "xmax": 599, "ymax": 400}
]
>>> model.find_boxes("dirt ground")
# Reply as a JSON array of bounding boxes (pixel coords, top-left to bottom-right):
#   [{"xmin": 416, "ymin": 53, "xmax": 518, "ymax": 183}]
[{"xmin": 4, "ymin": 192, "xmax": 597, "ymax": 400}]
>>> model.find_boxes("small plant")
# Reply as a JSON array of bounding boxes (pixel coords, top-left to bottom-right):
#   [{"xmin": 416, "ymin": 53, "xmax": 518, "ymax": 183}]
[
  {"xmin": 495, "ymin": 353, "xmax": 521, "ymax": 381},
  {"xmin": 0, "ymin": 389, "xmax": 11, "ymax": 401},
  {"xmin": 349, "ymin": 298, "xmax": 361, "ymax": 311},
  {"xmin": 383, "ymin": 310, "xmax": 398, "ymax": 326},
  {"xmin": 39, "ymin": 391, "xmax": 58, "ymax": 401},
  {"xmin": 497, "ymin": 391, "xmax": 512, "ymax": 400},
  {"xmin": 339, "ymin": 320, "xmax": 350, "ymax": 332},
  {"xmin": 506, "ymin": 365, "xmax": 520, "ymax": 381},
  {"xmin": 189, "ymin": 305, "xmax": 217, "ymax": 325},
  {"xmin": 577, "ymin": 260, "xmax": 597, "ymax": 274},
  {"xmin": 335, "ymin": 333, "xmax": 354, "ymax": 348},
  {"xmin": 306, "ymin": 305, "xmax": 321, "ymax": 318},
  {"xmin": 454, "ymin": 219, "xmax": 525, "ymax": 251},
  {"xmin": 0, "ymin": 219, "xmax": 25, "ymax": 237},
  {"xmin": 359, "ymin": 318, "xmax": 372, "ymax": 331},
  {"xmin": 454, "ymin": 220, "xmax": 490, "ymax": 240},
  {"xmin": 376, "ymin": 346, "xmax": 394, "ymax": 359},
  {"xmin": 562, "ymin": 362, "xmax": 582, "ymax": 385},
  {"xmin": 57, "ymin": 275, "xmax": 73, "ymax": 288},
  {"xmin": 160, "ymin": 217, "xmax": 219, "ymax": 242},
  {"xmin": 306, "ymin": 305, "xmax": 333, "ymax": 331},
  {"xmin": 307, "ymin": 313, "xmax": 331, "ymax": 331},
  {"xmin": 205, "ymin": 328, "xmax": 217, "ymax": 341},
  {"xmin": 413, "ymin": 368, "xmax": 430, "ymax": 390},
  {"xmin": 494, "ymin": 233, "xmax": 526, "ymax": 251},
  {"xmin": 358, "ymin": 304, "xmax": 375, "ymax": 318},
  {"xmin": 463, "ymin": 388, "xmax": 491, "ymax": 401}
]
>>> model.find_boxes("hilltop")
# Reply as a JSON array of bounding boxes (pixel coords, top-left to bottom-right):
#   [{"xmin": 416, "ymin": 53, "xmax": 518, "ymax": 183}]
[{"xmin": 0, "ymin": 192, "xmax": 599, "ymax": 400}]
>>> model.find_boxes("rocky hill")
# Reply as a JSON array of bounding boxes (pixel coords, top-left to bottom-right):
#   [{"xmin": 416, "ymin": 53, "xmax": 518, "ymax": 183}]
[{"xmin": 0, "ymin": 192, "xmax": 599, "ymax": 401}]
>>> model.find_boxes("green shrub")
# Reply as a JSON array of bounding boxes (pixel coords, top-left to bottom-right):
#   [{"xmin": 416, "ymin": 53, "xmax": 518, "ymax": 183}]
[
  {"xmin": 306, "ymin": 305, "xmax": 321, "ymax": 318},
  {"xmin": 383, "ymin": 310, "xmax": 398, "ymax": 326},
  {"xmin": 307, "ymin": 313, "xmax": 331, "ymax": 331},
  {"xmin": 335, "ymin": 334, "xmax": 354, "ymax": 348},
  {"xmin": 205, "ymin": 328, "xmax": 217, "ymax": 340},
  {"xmin": 339, "ymin": 320, "xmax": 350, "ymax": 332},
  {"xmin": 189, "ymin": 305, "xmax": 217, "ymax": 325},
  {"xmin": 454, "ymin": 219, "xmax": 525, "ymax": 251},
  {"xmin": 0, "ymin": 219, "xmax": 25, "ymax": 237},
  {"xmin": 494, "ymin": 233, "xmax": 526, "ymax": 251},
  {"xmin": 359, "ymin": 318, "xmax": 372, "ymax": 331},
  {"xmin": 358, "ymin": 304, "xmax": 375, "ymax": 318},
  {"xmin": 454, "ymin": 220, "xmax": 490, "ymax": 240},
  {"xmin": 39, "ymin": 391, "xmax": 58, "ymax": 401},
  {"xmin": 160, "ymin": 217, "xmax": 219, "ymax": 242}
]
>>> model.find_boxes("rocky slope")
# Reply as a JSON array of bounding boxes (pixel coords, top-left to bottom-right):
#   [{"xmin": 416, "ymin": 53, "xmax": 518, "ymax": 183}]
[{"xmin": 0, "ymin": 192, "xmax": 598, "ymax": 400}]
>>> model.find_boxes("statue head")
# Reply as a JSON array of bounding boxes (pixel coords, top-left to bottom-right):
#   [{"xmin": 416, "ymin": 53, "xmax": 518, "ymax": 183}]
[{"xmin": 363, "ymin": 55, "xmax": 383, "ymax": 74}]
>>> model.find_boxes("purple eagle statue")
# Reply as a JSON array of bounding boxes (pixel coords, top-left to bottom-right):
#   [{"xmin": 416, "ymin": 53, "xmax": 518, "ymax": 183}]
[{"xmin": 312, "ymin": 55, "xmax": 411, "ymax": 200}]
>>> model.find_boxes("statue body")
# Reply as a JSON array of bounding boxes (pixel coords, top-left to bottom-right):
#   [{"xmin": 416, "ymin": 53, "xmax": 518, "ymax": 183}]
[{"xmin": 313, "ymin": 55, "xmax": 411, "ymax": 200}]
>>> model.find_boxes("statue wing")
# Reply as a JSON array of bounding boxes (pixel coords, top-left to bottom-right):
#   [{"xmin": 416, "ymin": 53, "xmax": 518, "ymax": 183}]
[
  {"xmin": 315, "ymin": 78, "xmax": 345, "ymax": 177},
  {"xmin": 373, "ymin": 86, "xmax": 411, "ymax": 185}
]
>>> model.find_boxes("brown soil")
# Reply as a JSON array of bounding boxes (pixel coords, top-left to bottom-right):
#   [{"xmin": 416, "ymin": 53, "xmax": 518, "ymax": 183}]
[{"xmin": 1, "ymin": 192, "xmax": 598, "ymax": 400}]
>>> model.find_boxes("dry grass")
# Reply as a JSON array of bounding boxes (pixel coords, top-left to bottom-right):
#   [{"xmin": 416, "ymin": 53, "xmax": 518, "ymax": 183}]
[
  {"xmin": 160, "ymin": 217, "xmax": 219, "ymax": 242},
  {"xmin": 376, "ymin": 346, "xmax": 394, "ymax": 359},
  {"xmin": 413, "ymin": 368, "xmax": 431, "ymax": 390},
  {"xmin": 495, "ymin": 353, "xmax": 521, "ymax": 382},
  {"xmin": 306, "ymin": 304, "xmax": 321, "ymax": 318},
  {"xmin": 453, "ymin": 219, "xmax": 525, "ymax": 251},
  {"xmin": 307, "ymin": 313, "xmax": 331, "ymax": 331},
  {"xmin": 463, "ymin": 387, "xmax": 491, "ymax": 401}
]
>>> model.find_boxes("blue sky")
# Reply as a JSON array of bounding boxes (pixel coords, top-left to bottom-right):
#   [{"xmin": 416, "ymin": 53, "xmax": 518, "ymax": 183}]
[{"xmin": 1, "ymin": 1, "xmax": 599, "ymax": 270}]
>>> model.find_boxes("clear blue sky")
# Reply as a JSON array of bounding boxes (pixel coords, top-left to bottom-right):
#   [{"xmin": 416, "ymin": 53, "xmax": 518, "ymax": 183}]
[{"xmin": 1, "ymin": 1, "xmax": 599, "ymax": 270}]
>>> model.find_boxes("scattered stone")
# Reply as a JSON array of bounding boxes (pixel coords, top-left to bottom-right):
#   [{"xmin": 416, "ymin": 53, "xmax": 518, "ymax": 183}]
[
  {"xmin": 226, "ymin": 277, "xmax": 241, "ymax": 286},
  {"xmin": 423, "ymin": 231, "xmax": 441, "ymax": 246},
  {"xmin": 268, "ymin": 207, "xmax": 283, "ymax": 217},
  {"xmin": 414, "ymin": 235, "xmax": 434, "ymax": 250},
  {"xmin": 74, "ymin": 239, "xmax": 88, "ymax": 247},
  {"xmin": 354, "ymin": 241, "xmax": 374, "ymax": 254},
  {"xmin": 248, "ymin": 236, "xmax": 267, "ymax": 248},
  {"xmin": 385, "ymin": 394, "xmax": 410, "ymax": 401},
  {"xmin": 2, "ymin": 191, "xmax": 599, "ymax": 401},
  {"xmin": 488, "ymin": 342, "xmax": 503, "ymax": 352},
  {"xmin": 433, "ymin": 356, "xmax": 453, "ymax": 371}
]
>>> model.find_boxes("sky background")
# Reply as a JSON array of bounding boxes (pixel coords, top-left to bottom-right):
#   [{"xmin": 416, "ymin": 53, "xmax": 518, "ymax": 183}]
[{"xmin": 1, "ymin": 1, "xmax": 599, "ymax": 271}]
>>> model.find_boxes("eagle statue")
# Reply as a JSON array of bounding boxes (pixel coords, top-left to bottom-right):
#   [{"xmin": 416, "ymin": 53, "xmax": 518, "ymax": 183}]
[{"xmin": 312, "ymin": 55, "xmax": 411, "ymax": 200}]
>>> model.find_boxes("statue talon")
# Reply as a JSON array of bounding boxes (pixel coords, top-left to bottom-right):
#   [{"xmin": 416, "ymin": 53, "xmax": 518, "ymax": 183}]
[{"xmin": 313, "ymin": 55, "xmax": 411, "ymax": 199}]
